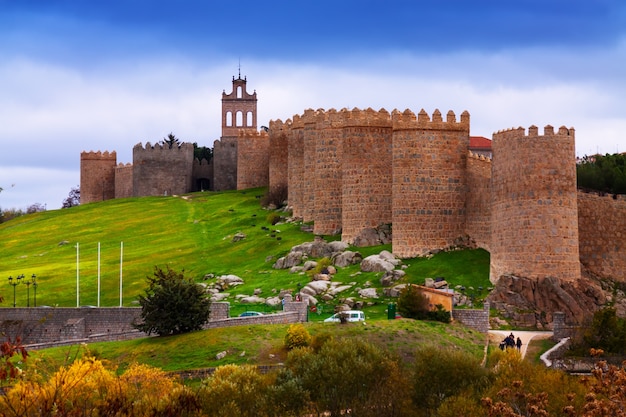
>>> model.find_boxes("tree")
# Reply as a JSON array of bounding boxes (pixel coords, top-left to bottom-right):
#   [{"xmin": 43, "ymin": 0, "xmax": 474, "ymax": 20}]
[
  {"xmin": 193, "ymin": 142, "xmax": 213, "ymax": 161},
  {"xmin": 397, "ymin": 284, "xmax": 430, "ymax": 320},
  {"xmin": 135, "ymin": 266, "xmax": 211, "ymax": 336},
  {"xmin": 161, "ymin": 132, "xmax": 181, "ymax": 149},
  {"xmin": 26, "ymin": 203, "xmax": 46, "ymax": 214},
  {"xmin": 62, "ymin": 186, "xmax": 80, "ymax": 208}
]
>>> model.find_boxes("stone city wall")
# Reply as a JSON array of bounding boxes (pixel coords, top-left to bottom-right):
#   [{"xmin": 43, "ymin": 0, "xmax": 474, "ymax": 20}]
[
  {"xmin": 132, "ymin": 142, "xmax": 195, "ymax": 197},
  {"xmin": 268, "ymin": 120, "xmax": 289, "ymax": 194},
  {"xmin": 465, "ymin": 152, "xmax": 492, "ymax": 251},
  {"xmin": 213, "ymin": 137, "xmax": 238, "ymax": 191},
  {"xmin": 578, "ymin": 191, "xmax": 626, "ymax": 281},
  {"xmin": 287, "ymin": 116, "xmax": 305, "ymax": 218},
  {"xmin": 114, "ymin": 163, "xmax": 133, "ymax": 199},
  {"xmin": 237, "ymin": 129, "xmax": 269, "ymax": 190}
]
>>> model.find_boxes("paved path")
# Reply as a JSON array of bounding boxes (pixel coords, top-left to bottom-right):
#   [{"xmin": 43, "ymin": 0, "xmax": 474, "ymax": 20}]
[{"xmin": 488, "ymin": 330, "xmax": 553, "ymax": 358}]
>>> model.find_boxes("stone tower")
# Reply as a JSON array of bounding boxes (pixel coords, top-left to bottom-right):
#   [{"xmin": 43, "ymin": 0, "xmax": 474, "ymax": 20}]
[
  {"xmin": 80, "ymin": 151, "xmax": 117, "ymax": 204},
  {"xmin": 490, "ymin": 125, "xmax": 580, "ymax": 284},
  {"xmin": 214, "ymin": 73, "xmax": 258, "ymax": 191}
]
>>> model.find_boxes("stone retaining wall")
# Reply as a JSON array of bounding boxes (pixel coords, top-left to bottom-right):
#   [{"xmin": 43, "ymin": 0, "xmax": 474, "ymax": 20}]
[{"xmin": 451, "ymin": 303, "xmax": 490, "ymax": 333}]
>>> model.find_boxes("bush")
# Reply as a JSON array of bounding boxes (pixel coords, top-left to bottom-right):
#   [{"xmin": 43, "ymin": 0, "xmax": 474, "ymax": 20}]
[
  {"xmin": 284, "ymin": 323, "xmax": 311, "ymax": 350},
  {"xmin": 397, "ymin": 284, "xmax": 430, "ymax": 320},
  {"xmin": 135, "ymin": 266, "xmax": 211, "ymax": 336},
  {"xmin": 266, "ymin": 212, "xmax": 282, "ymax": 225},
  {"xmin": 260, "ymin": 184, "xmax": 289, "ymax": 208},
  {"xmin": 306, "ymin": 257, "xmax": 332, "ymax": 279}
]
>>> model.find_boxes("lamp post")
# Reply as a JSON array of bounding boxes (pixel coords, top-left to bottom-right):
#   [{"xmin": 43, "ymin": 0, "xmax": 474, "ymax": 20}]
[
  {"xmin": 8, "ymin": 274, "xmax": 22, "ymax": 307},
  {"xmin": 24, "ymin": 279, "xmax": 31, "ymax": 307},
  {"xmin": 31, "ymin": 274, "xmax": 38, "ymax": 307}
]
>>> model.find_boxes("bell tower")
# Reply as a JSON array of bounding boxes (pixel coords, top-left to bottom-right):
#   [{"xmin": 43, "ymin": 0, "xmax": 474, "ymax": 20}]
[{"xmin": 221, "ymin": 70, "xmax": 257, "ymax": 138}]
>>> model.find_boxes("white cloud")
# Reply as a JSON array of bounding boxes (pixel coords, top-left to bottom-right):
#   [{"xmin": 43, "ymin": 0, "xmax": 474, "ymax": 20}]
[{"xmin": 1, "ymin": 44, "xmax": 624, "ymax": 210}]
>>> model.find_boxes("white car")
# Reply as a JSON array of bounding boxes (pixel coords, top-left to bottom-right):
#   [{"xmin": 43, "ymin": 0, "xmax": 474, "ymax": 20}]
[{"xmin": 324, "ymin": 310, "xmax": 365, "ymax": 323}]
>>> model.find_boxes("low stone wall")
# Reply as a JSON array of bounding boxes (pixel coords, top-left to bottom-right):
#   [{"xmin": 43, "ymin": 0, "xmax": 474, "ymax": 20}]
[
  {"xmin": 452, "ymin": 303, "xmax": 490, "ymax": 333},
  {"xmin": 1, "ymin": 299, "xmax": 309, "ymax": 349}
]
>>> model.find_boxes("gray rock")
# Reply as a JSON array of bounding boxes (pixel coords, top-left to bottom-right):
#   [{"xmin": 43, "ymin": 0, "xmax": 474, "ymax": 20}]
[
  {"xmin": 216, "ymin": 351, "xmax": 227, "ymax": 360},
  {"xmin": 231, "ymin": 232, "xmax": 246, "ymax": 242},
  {"xmin": 358, "ymin": 288, "xmax": 379, "ymax": 299},
  {"xmin": 361, "ymin": 255, "xmax": 395, "ymax": 272},
  {"xmin": 333, "ymin": 250, "xmax": 363, "ymax": 267}
]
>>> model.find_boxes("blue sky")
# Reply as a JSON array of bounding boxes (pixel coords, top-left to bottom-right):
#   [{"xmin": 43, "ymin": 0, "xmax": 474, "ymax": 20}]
[{"xmin": 1, "ymin": 0, "xmax": 625, "ymax": 210}]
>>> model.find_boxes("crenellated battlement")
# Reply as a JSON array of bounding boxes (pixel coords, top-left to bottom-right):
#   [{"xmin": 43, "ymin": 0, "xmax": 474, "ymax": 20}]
[
  {"xmin": 237, "ymin": 129, "xmax": 268, "ymax": 138},
  {"xmin": 116, "ymin": 162, "xmax": 132, "ymax": 168},
  {"xmin": 343, "ymin": 107, "xmax": 392, "ymax": 128},
  {"xmin": 493, "ymin": 125, "xmax": 575, "ymax": 140},
  {"xmin": 392, "ymin": 108, "xmax": 470, "ymax": 131},
  {"xmin": 80, "ymin": 150, "xmax": 117, "ymax": 160},
  {"xmin": 468, "ymin": 151, "xmax": 492, "ymax": 162},
  {"xmin": 133, "ymin": 141, "xmax": 195, "ymax": 153}
]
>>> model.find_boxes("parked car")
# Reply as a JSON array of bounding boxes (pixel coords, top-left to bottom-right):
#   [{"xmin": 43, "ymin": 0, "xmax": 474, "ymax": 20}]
[
  {"xmin": 324, "ymin": 310, "xmax": 365, "ymax": 323},
  {"xmin": 239, "ymin": 311, "xmax": 263, "ymax": 317}
]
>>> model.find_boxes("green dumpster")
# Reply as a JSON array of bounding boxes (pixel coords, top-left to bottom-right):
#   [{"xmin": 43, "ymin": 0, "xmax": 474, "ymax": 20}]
[{"xmin": 387, "ymin": 303, "xmax": 396, "ymax": 320}]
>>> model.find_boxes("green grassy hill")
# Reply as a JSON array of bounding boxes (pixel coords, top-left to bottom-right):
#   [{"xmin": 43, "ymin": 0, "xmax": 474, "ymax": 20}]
[{"xmin": 0, "ymin": 188, "xmax": 490, "ymax": 318}]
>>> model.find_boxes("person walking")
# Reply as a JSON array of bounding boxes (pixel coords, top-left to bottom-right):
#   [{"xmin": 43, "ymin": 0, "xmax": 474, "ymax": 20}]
[{"xmin": 516, "ymin": 337, "xmax": 522, "ymax": 351}]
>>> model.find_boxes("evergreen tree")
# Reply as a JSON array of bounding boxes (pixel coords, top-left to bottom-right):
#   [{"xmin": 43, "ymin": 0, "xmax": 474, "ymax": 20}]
[{"xmin": 135, "ymin": 266, "xmax": 211, "ymax": 336}]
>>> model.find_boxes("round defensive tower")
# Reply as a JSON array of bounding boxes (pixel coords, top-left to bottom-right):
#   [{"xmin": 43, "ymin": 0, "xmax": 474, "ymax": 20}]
[
  {"xmin": 313, "ymin": 109, "xmax": 344, "ymax": 236},
  {"xmin": 391, "ymin": 109, "xmax": 470, "ymax": 258},
  {"xmin": 301, "ymin": 109, "xmax": 319, "ymax": 223},
  {"xmin": 341, "ymin": 107, "xmax": 393, "ymax": 243},
  {"xmin": 287, "ymin": 114, "xmax": 305, "ymax": 218},
  {"xmin": 490, "ymin": 125, "xmax": 580, "ymax": 284}
]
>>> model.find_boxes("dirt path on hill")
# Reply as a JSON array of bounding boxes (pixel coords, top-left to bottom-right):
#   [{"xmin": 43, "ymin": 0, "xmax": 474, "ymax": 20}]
[{"xmin": 488, "ymin": 330, "xmax": 553, "ymax": 359}]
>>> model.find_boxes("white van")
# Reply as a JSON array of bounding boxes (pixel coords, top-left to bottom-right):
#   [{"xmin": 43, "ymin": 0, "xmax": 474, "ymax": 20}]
[{"xmin": 324, "ymin": 310, "xmax": 365, "ymax": 323}]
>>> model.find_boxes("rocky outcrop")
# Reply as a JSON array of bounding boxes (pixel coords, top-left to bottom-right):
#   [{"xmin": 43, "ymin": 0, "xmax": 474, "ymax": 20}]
[{"xmin": 487, "ymin": 273, "xmax": 606, "ymax": 328}]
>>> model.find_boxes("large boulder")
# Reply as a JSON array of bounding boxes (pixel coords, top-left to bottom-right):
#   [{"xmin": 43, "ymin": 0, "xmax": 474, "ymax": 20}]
[
  {"xmin": 273, "ymin": 251, "xmax": 304, "ymax": 269},
  {"xmin": 487, "ymin": 274, "xmax": 606, "ymax": 328},
  {"xmin": 333, "ymin": 250, "xmax": 363, "ymax": 267},
  {"xmin": 361, "ymin": 254, "xmax": 396, "ymax": 272},
  {"xmin": 352, "ymin": 224, "xmax": 392, "ymax": 247}
]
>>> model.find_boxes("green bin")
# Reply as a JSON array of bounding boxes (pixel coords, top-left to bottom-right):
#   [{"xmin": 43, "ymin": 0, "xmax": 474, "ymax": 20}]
[{"xmin": 387, "ymin": 303, "xmax": 396, "ymax": 320}]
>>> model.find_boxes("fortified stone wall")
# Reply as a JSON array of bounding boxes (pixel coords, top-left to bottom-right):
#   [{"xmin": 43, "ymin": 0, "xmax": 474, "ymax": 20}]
[
  {"xmin": 465, "ymin": 152, "xmax": 492, "ymax": 251},
  {"xmin": 287, "ymin": 116, "xmax": 305, "ymax": 218},
  {"xmin": 268, "ymin": 120, "xmax": 289, "ymax": 194},
  {"xmin": 314, "ymin": 109, "xmax": 344, "ymax": 235},
  {"xmin": 391, "ymin": 109, "xmax": 469, "ymax": 258},
  {"xmin": 115, "ymin": 163, "xmax": 133, "ymax": 199},
  {"xmin": 80, "ymin": 151, "xmax": 117, "ymax": 204},
  {"xmin": 213, "ymin": 137, "xmax": 238, "ymax": 191},
  {"xmin": 132, "ymin": 142, "xmax": 194, "ymax": 197},
  {"xmin": 237, "ymin": 129, "xmax": 269, "ymax": 190},
  {"xmin": 341, "ymin": 108, "xmax": 393, "ymax": 243},
  {"xmin": 490, "ymin": 125, "xmax": 580, "ymax": 284},
  {"xmin": 302, "ymin": 109, "xmax": 318, "ymax": 223},
  {"xmin": 578, "ymin": 191, "xmax": 626, "ymax": 281},
  {"xmin": 192, "ymin": 157, "xmax": 214, "ymax": 192}
]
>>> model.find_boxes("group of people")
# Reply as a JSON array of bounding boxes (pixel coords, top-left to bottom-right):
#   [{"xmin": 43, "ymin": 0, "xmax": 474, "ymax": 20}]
[{"xmin": 499, "ymin": 332, "xmax": 522, "ymax": 351}]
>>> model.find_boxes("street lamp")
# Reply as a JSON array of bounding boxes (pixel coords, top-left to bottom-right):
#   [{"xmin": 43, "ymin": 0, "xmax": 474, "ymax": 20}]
[
  {"xmin": 8, "ymin": 274, "xmax": 22, "ymax": 307},
  {"xmin": 31, "ymin": 274, "xmax": 38, "ymax": 307},
  {"xmin": 24, "ymin": 278, "xmax": 32, "ymax": 307}
]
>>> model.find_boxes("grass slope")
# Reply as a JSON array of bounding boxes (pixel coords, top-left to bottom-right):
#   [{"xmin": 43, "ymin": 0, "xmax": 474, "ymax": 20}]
[
  {"xmin": 32, "ymin": 319, "xmax": 487, "ymax": 374},
  {"xmin": 1, "ymin": 187, "xmax": 491, "ymax": 316}
]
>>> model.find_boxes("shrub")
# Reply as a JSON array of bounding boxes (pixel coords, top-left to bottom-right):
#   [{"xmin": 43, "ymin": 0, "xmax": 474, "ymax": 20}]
[
  {"xmin": 284, "ymin": 323, "xmax": 311, "ymax": 350},
  {"xmin": 266, "ymin": 212, "xmax": 282, "ymax": 225},
  {"xmin": 397, "ymin": 284, "xmax": 430, "ymax": 320},
  {"xmin": 306, "ymin": 257, "xmax": 332, "ymax": 279},
  {"xmin": 412, "ymin": 345, "xmax": 490, "ymax": 416},
  {"xmin": 135, "ymin": 266, "xmax": 211, "ymax": 336},
  {"xmin": 260, "ymin": 184, "xmax": 289, "ymax": 208}
]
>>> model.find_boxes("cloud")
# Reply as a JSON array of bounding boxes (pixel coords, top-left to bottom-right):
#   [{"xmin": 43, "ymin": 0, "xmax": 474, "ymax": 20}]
[{"xmin": 1, "ymin": 41, "xmax": 624, "ymax": 210}]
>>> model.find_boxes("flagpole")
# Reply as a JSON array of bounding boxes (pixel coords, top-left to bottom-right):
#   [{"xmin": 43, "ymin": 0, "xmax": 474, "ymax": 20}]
[
  {"xmin": 119, "ymin": 241, "xmax": 123, "ymax": 307},
  {"xmin": 97, "ymin": 242, "xmax": 101, "ymax": 307},
  {"xmin": 76, "ymin": 242, "xmax": 80, "ymax": 307}
]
